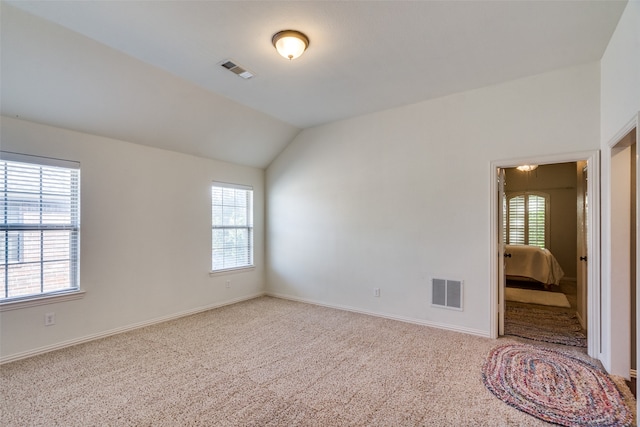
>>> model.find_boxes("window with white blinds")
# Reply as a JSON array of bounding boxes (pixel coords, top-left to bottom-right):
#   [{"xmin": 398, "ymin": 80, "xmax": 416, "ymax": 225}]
[
  {"xmin": 1, "ymin": 152, "xmax": 80, "ymax": 301},
  {"xmin": 211, "ymin": 182, "xmax": 253, "ymax": 271},
  {"xmin": 505, "ymin": 192, "xmax": 548, "ymax": 248},
  {"xmin": 507, "ymin": 195, "xmax": 526, "ymax": 245}
]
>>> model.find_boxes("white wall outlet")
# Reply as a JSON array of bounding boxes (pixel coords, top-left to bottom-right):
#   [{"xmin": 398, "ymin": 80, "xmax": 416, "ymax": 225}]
[
  {"xmin": 44, "ymin": 312, "xmax": 56, "ymax": 326},
  {"xmin": 373, "ymin": 288, "xmax": 380, "ymax": 297},
  {"xmin": 225, "ymin": 280, "xmax": 231, "ymax": 289}
]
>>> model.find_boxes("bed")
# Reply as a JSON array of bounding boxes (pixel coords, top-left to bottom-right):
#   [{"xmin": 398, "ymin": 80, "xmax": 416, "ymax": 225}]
[{"xmin": 504, "ymin": 244, "xmax": 565, "ymax": 286}]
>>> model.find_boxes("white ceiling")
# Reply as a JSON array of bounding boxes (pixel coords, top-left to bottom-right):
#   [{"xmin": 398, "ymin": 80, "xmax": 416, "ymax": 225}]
[{"xmin": 0, "ymin": 1, "xmax": 627, "ymax": 168}]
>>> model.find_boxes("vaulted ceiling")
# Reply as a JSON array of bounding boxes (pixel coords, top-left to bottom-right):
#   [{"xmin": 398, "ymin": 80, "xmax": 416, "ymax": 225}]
[{"xmin": 0, "ymin": 1, "xmax": 627, "ymax": 168}]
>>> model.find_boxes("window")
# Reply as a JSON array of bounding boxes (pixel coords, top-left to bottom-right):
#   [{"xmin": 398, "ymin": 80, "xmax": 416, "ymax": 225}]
[
  {"xmin": 505, "ymin": 192, "xmax": 548, "ymax": 248},
  {"xmin": 211, "ymin": 182, "xmax": 253, "ymax": 271},
  {"xmin": 1, "ymin": 152, "xmax": 80, "ymax": 302}
]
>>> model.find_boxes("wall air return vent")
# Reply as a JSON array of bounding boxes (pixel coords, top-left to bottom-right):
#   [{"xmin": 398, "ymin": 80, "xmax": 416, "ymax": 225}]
[
  {"xmin": 431, "ymin": 278, "xmax": 463, "ymax": 311},
  {"xmin": 220, "ymin": 60, "xmax": 254, "ymax": 79}
]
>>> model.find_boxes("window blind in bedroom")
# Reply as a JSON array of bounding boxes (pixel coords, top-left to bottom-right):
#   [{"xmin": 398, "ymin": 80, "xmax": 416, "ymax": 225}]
[
  {"xmin": 211, "ymin": 181, "xmax": 254, "ymax": 272},
  {"xmin": 1, "ymin": 152, "xmax": 80, "ymax": 301},
  {"xmin": 506, "ymin": 192, "xmax": 547, "ymax": 248}
]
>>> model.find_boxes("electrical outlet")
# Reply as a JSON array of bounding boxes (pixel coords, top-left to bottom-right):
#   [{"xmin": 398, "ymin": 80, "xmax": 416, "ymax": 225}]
[
  {"xmin": 373, "ymin": 288, "xmax": 380, "ymax": 297},
  {"xmin": 44, "ymin": 312, "xmax": 55, "ymax": 326},
  {"xmin": 225, "ymin": 280, "xmax": 231, "ymax": 289}
]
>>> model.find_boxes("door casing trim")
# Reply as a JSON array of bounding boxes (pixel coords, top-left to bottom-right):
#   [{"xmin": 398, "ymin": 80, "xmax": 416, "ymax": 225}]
[{"xmin": 489, "ymin": 150, "xmax": 601, "ymax": 359}]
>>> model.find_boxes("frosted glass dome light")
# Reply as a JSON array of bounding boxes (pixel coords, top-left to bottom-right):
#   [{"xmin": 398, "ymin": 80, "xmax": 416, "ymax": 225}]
[{"xmin": 272, "ymin": 30, "xmax": 309, "ymax": 60}]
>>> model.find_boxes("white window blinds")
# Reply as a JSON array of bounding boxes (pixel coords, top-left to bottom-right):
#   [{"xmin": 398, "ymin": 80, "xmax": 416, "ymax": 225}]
[
  {"xmin": 527, "ymin": 194, "xmax": 546, "ymax": 247},
  {"xmin": 211, "ymin": 182, "xmax": 253, "ymax": 271},
  {"xmin": 1, "ymin": 152, "xmax": 80, "ymax": 301},
  {"xmin": 505, "ymin": 192, "xmax": 547, "ymax": 248},
  {"xmin": 507, "ymin": 195, "xmax": 526, "ymax": 245}
]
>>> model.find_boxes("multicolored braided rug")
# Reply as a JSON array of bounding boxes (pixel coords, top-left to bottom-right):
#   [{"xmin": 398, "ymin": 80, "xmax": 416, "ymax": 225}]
[
  {"xmin": 505, "ymin": 305, "xmax": 587, "ymax": 347},
  {"xmin": 482, "ymin": 344, "xmax": 633, "ymax": 427}
]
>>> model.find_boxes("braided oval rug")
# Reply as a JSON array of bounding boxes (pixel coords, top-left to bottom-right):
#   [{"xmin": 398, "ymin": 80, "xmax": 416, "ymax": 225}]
[{"xmin": 482, "ymin": 344, "xmax": 633, "ymax": 427}]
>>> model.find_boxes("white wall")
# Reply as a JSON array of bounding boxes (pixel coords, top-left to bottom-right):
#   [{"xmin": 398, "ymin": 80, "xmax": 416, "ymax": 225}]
[
  {"xmin": 0, "ymin": 116, "xmax": 265, "ymax": 361},
  {"xmin": 601, "ymin": 1, "xmax": 640, "ymax": 145},
  {"xmin": 266, "ymin": 63, "xmax": 600, "ymax": 336},
  {"xmin": 599, "ymin": 0, "xmax": 640, "ymax": 375}
]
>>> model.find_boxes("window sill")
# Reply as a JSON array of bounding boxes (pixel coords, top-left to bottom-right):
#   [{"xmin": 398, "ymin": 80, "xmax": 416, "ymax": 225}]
[
  {"xmin": 0, "ymin": 290, "xmax": 86, "ymax": 312},
  {"xmin": 209, "ymin": 266, "xmax": 255, "ymax": 277}
]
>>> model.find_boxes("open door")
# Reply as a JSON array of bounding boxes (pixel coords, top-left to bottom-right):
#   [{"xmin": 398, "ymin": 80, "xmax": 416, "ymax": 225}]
[
  {"xmin": 498, "ymin": 168, "xmax": 506, "ymax": 335},
  {"xmin": 576, "ymin": 161, "xmax": 588, "ymax": 329}
]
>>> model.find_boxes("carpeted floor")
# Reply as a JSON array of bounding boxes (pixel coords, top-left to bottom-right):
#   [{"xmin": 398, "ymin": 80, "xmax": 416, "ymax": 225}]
[{"xmin": 1, "ymin": 296, "xmax": 635, "ymax": 426}]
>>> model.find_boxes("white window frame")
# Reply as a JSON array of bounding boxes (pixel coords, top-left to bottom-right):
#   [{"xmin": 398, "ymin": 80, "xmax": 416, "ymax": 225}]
[
  {"xmin": 504, "ymin": 191, "xmax": 550, "ymax": 248},
  {"xmin": 0, "ymin": 152, "xmax": 82, "ymax": 308},
  {"xmin": 211, "ymin": 181, "xmax": 254, "ymax": 273}
]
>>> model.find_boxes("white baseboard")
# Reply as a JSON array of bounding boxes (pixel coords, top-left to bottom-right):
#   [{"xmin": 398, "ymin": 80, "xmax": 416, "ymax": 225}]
[
  {"xmin": 266, "ymin": 292, "xmax": 491, "ymax": 338},
  {"xmin": 1, "ymin": 292, "xmax": 266, "ymax": 365}
]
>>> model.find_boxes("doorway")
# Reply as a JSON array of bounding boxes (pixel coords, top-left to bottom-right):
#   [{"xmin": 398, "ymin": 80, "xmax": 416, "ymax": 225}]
[
  {"xmin": 490, "ymin": 151, "xmax": 601, "ymax": 359},
  {"xmin": 501, "ymin": 163, "xmax": 584, "ymax": 346},
  {"xmin": 609, "ymin": 124, "xmax": 637, "ymax": 381}
]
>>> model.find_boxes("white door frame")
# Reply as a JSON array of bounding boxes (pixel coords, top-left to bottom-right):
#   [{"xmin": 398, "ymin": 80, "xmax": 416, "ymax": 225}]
[
  {"xmin": 604, "ymin": 113, "xmax": 639, "ymax": 377},
  {"xmin": 489, "ymin": 150, "xmax": 601, "ymax": 359}
]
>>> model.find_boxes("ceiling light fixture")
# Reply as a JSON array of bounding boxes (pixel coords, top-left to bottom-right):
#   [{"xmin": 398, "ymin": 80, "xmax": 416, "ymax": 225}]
[
  {"xmin": 272, "ymin": 30, "xmax": 309, "ymax": 60},
  {"xmin": 516, "ymin": 164, "xmax": 539, "ymax": 172}
]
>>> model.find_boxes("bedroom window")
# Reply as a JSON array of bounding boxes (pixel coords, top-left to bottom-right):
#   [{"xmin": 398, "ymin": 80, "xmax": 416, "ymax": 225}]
[
  {"xmin": 1, "ymin": 152, "xmax": 80, "ymax": 302},
  {"xmin": 505, "ymin": 192, "xmax": 548, "ymax": 248},
  {"xmin": 211, "ymin": 182, "xmax": 253, "ymax": 272}
]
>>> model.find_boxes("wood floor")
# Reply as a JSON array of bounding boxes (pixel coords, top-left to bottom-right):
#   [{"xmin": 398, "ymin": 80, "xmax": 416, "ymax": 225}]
[{"xmin": 627, "ymin": 377, "xmax": 637, "ymax": 398}]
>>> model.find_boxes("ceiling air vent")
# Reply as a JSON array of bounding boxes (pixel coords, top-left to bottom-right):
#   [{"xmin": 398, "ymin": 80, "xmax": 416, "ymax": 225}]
[{"xmin": 220, "ymin": 60, "xmax": 254, "ymax": 79}]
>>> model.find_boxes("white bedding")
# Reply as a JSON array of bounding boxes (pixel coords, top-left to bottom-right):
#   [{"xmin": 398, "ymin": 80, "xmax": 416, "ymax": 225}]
[{"xmin": 505, "ymin": 244, "xmax": 565, "ymax": 286}]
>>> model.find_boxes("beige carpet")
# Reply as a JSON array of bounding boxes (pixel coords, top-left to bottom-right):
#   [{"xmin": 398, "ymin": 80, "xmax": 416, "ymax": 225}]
[
  {"xmin": 0, "ymin": 296, "xmax": 633, "ymax": 426},
  {"xmin": 505, "ymin": 287, "xmax": 571, "ymax": 308}
]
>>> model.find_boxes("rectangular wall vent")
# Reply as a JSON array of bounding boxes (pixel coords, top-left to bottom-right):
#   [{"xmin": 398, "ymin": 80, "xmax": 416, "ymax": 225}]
[
  {"xmin": 431, "ymin": 278, "xmax": 463, "ymax": 311},
  {"xmin": 220, "ymin": 60, "xmax": 254, "ymax": 79}
]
